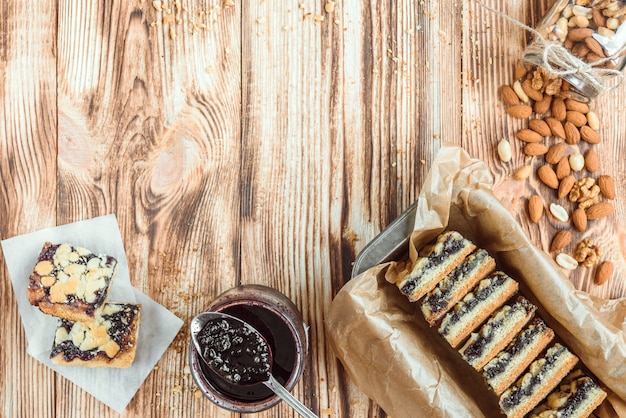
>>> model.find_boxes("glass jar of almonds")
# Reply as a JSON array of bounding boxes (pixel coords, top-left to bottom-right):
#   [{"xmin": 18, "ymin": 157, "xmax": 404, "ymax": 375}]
[{"xmin": 523, "ymin": 0, "xmax": 626, "ymax": 101}]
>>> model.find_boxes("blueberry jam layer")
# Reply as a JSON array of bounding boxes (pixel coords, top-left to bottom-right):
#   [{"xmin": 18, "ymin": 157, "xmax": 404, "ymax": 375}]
[
  {"xmin": 197, "ymin": 316, "xmax": 271, "ymax": 385},
  {"xmin": 400, "ymin": 234, "xmax": 466, "ymax": 296},
  {"xmin": 500, "ymin": 345, "xmax": 570, "ymax": 411},
  {"xmin": 424, "ymin": 249, "xmax": 490, "ymax": 314}
]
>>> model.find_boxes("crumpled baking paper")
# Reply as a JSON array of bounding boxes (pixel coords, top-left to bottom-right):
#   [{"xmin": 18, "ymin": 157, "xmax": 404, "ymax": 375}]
[
  {"xmin": 2, "ymin": 214, "xmax": 184, "ymax": 413},
  {"xmin": 326, "ymin": 144, "xmax": 626, "ymax": 418}
]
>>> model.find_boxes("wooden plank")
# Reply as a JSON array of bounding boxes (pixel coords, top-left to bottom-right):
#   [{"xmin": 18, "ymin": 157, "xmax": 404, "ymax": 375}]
[
  {"xmin": 0, "ymin": 1, "xmax": 58, "ymax": 417},
  {"xmin": 54, "ymin": 0, "xmax": 242, "ymax": 416}
]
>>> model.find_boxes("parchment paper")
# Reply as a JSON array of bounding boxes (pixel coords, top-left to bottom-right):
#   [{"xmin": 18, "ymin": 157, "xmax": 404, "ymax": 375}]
[
  {"xmin": 2, "ymin": 214, "xmax": 184, "ymax": 413},
  {"xmin": 326, "ymin": 144, "xmax": 626, "ymax": 418}
]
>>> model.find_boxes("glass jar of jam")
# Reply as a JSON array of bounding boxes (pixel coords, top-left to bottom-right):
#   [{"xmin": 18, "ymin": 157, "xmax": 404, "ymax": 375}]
[
  {"xmin": 523, "ymin": 0, "xmax": 626, "ymax": 100},
  {"xmin": 188, "ymin": 284, "xmax": 309, "ymax": 413}
]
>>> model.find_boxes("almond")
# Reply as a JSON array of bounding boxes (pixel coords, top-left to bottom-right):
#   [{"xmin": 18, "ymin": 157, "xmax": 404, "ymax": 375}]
[
  {"xmin": 515, "ymin": 59, "xmax": 527, "ymax": 80},
  {"xmin": 501, "ymin": 85, "xmax": 519, "ymax": 105},
  {"xmin": 564, "ymin": 121, "xmax": 581, "ymax": 144},
  {"xmin": 534, "ymin": 95, "xmax": 552, "ymax": 114},
  {"xmin": 522, "ymin": 79, "xmax": 543, "ymax": 101},
  {"xmin": 528, "ymin": 195, "xmax": 544, "ymax": 223},
  {"xmin": 584, "ymin": 149, "xmax": 600, "ymax": 172},
  {"xmin": 564, "ymin": 98, "xmax": 589, "ymax": 114},
  {"xmin": 524, "ymin": 143, "xmax": 549, "ymax": 156},
  {"xmin": 594, "ymin": 261, "xmax": 613, "ymax": 285},
  {"xmin": 572, "ymin": 208, "xmax": 587, "ymax": 232},
  {"xmin": 555, "ymin": 156, "xmax": 571, "ymax": 179},
  {"xmin": 558, "ymin": 175, "xmax": 576, "ymax": 199},
  {"xmin": 551, "ymin": 98, "xmax": 567, "ymax": 121},
  {"xmin": 546, "ymin": 142, "xmax": 566, "ymax": 164},
  {"xmin": 506, "ymin": 104, "xmax": 533, "ymax": 119},
  {"xmin": 586, "ymin": 201, "xmax": 614, "ymax": 220},
  {"xmin": 566, "ymin": 110, "xmax": 587, "ymax": 127},
  {"xmin": 516, "ymin": 129, "xmax": 543, "ymax": 143},
  {"xmin": 580, "ymin": 125, "xmax": 601, "ymax": 144},
  {"xmin": 568, "ymin": 27, "xmax": 594, "ymax": 42},
  {"xmin": 597, "ymin": 175, "xmax": 615, "ymax": 199},
  {"xmin": 529, "ymin": 118, "xmax": 552, "ymax": 137},
  {"xmin": 550, "ymin": 230, "xmax": 572, "ymax": 252},
  {"xmin": 585, "ymin": 37, "xmax": 606, "ymax": 57},
  {"xmin": 545, "ymin": 117, "xmax": 566, "ymax": 139},
  {"xmin": 592, "ymin": 9, "xmax": 606, "ymax": 27},
  {"xmin": 538, "ymin": 165, "xmax": 559, "ymax": 189}
]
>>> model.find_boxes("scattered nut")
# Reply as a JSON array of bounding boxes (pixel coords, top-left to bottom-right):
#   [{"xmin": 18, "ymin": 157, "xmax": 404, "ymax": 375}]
[
  {"xmin": 528, "ymin": 195, "xmax": 544, "ymax": 223},
  {"xmin": 586, "ymin": 201, "xmax": 614, "ymax": 219},
  {"xmin": 597, "ymin": 175, "xmax": 615, "ymax": 199},
  {"xmin": 513, "ymin": 80, "xmax": 530, "ymax": 103},
  {"xmin": 558, "ymin": 175, "xmax": 576, "ymax": 199},
  {"xmin": 498, "ymin": 139, "xmax": 512, "ymax": 162},
  {"xmin": 546, "ymin": 142, "xmax": 566, "ymax": 164},
  {"xmin": 569, "ymin": 152, "xmax": 585, "ymax": 171},
  {"xmin": 556, "ymin": 253, "xmax": 579, "ymax": 270},
  {"xmin": 524, "ymin": 143, "xmax": 549, "ymax": 156},
  {"xmin": 555, "ymin": 156, "xmax": 571, "ymax": 179},
  {"xmin": 572, "ymin": 208, "xmax": 588, "ymax": 232},
  {"xmin": 584, "ymin": 148, "xmax": 600, "ymax": 172},
  {"xmin": 573, "ymin": 237, "xmax": 602, "ymax": 267},
  {"xmin": 514, "ymin": 165, "xmax": 533, "ymax": 180},
  {"xmin": 550, "ymin": 230, "xmax": 573, "ymax": 252},
  {"xmin": 538, "ymin": 165, "xmax": 559, "ymax": 189},
  {"xmin": 550, "ymin": 203, "xmax": 569, "ymax": 222},
  {"xmin": 594, "ymin": 261, "xmax": 613, "ymax": 285}
]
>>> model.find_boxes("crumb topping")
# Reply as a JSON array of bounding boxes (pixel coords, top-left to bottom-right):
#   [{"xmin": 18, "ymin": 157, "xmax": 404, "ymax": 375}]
[
  {"xmin": 51, "ymin": 303, "xmax": 140, "ymax": 361},
  {"xmin": 33, "ymin": 243, "xmax": 117, "ymax": 308}
]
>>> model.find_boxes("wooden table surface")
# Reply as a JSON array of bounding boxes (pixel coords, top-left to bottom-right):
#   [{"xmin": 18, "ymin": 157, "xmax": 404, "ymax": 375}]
[{"xmin": 2, "ymin": 0, "xmax": 625, "ymax": 417}]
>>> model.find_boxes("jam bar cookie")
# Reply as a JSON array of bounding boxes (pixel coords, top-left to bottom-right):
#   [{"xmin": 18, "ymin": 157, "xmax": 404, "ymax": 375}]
[
  {"xmin": 529, "ymin": 369, "xmax": 607, "ymax": 418},
  {"xmin": 438, "ymin": 271, "xmax": 519, "ymax": 348},
  {"xmin": 421, "ymin": 248, "xmax": 496, "ymax": 325},
  {"xmin": 483, "ymin": 318, "xmax": 555, "ymax": 395},
  {"xmin": 27, "ymin": 242, "xmax": 117, "ymax": 322},
  {"xmin": 50, "ymin": 302, "xmax": 141, "ymax": 368},
  {"xmin": 460, "ymin": 296, "xmax": 536, "ymax": 371},
  {"xmin": 499, "ymin": 343, "xmax": 579, "ymax": 418},
  {"xmin": 395, "ymin": 231, "xmax": 476, "ymax": 302}
]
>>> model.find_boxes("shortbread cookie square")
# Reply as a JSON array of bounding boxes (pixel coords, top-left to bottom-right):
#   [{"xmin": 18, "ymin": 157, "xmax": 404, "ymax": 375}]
[
  {"xmin": 50, "ymin": 302, "xmax": 141, "ymax": 368},
  {"xmin": 27, "ymin": 242, "xmax": 118, "ymax": 322}
]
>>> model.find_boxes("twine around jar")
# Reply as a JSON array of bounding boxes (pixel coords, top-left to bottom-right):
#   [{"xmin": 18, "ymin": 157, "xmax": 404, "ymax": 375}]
[{"xmin": 477, "ymin": 1, "xmax": 624, "ymax": 97}]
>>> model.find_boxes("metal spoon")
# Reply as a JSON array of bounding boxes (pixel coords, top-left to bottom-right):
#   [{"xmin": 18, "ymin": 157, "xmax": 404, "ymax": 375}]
[{"xmin": 190, "ymin": 311, "xmax": 318, "ymax": 418}]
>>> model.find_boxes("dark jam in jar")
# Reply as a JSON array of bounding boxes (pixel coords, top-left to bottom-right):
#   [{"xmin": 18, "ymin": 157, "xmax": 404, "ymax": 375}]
[
  {"xmin": 197, "ymin": 316, "xmax": 271, "ymax": 385},
  {"xmin": 198, "ymin": 304, "xmax": 298, "ymax": 402}
]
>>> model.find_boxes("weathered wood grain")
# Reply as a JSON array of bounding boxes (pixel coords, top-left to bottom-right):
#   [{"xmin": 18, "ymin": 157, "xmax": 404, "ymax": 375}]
[
  {"xmin": 1, "ymin": 1, "xmax": 58, "ymax": 418},
  {"xmin": 2, "ymin": 0, "xmax": 625, "ymax": 417}
]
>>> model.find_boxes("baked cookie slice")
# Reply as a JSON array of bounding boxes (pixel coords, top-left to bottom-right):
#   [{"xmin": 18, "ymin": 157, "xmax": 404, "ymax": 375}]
[
  {"xmin": 27, "ymin": 242, "xmax": 118, "ymax": 322},
  {"xmin": 395, "ymin": 231, "xmax": 476, "ymax": 302},
  {"xmin": 483, "ymin": 318, "xmax": 555, "ymax": 395},
  {"xmin": 438, "ymin": 271, "xmax": 519, "ymax": 348},
  {"xmin": 50, "ymin": 302, "xmax": 141, "ymax": 368},
  {"xmin": 459, "ymin": 296, "xmax": 537, "ymax": 371},
  {"xmin": 499, "ymin": 343, "xmax": 579, "ymax": 418},
  {"xmin": 529, "ymin": 369, "xmax": 606, "ymax": 418},
  {"xmin": 421, "ymin": 248, "xmax": 496, "ymax": 325}
]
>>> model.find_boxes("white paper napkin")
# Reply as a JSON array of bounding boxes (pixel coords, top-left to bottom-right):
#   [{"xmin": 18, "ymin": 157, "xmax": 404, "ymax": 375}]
[{"xmin": 2, "ymin": 214, "xmax": 184, "ymax": 413}]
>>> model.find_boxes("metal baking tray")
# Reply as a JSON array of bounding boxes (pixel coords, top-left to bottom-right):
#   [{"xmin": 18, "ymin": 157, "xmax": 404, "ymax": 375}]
[{"xmin": 351, "ymin": 201, "xmax": 418, "ymax": 278}]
